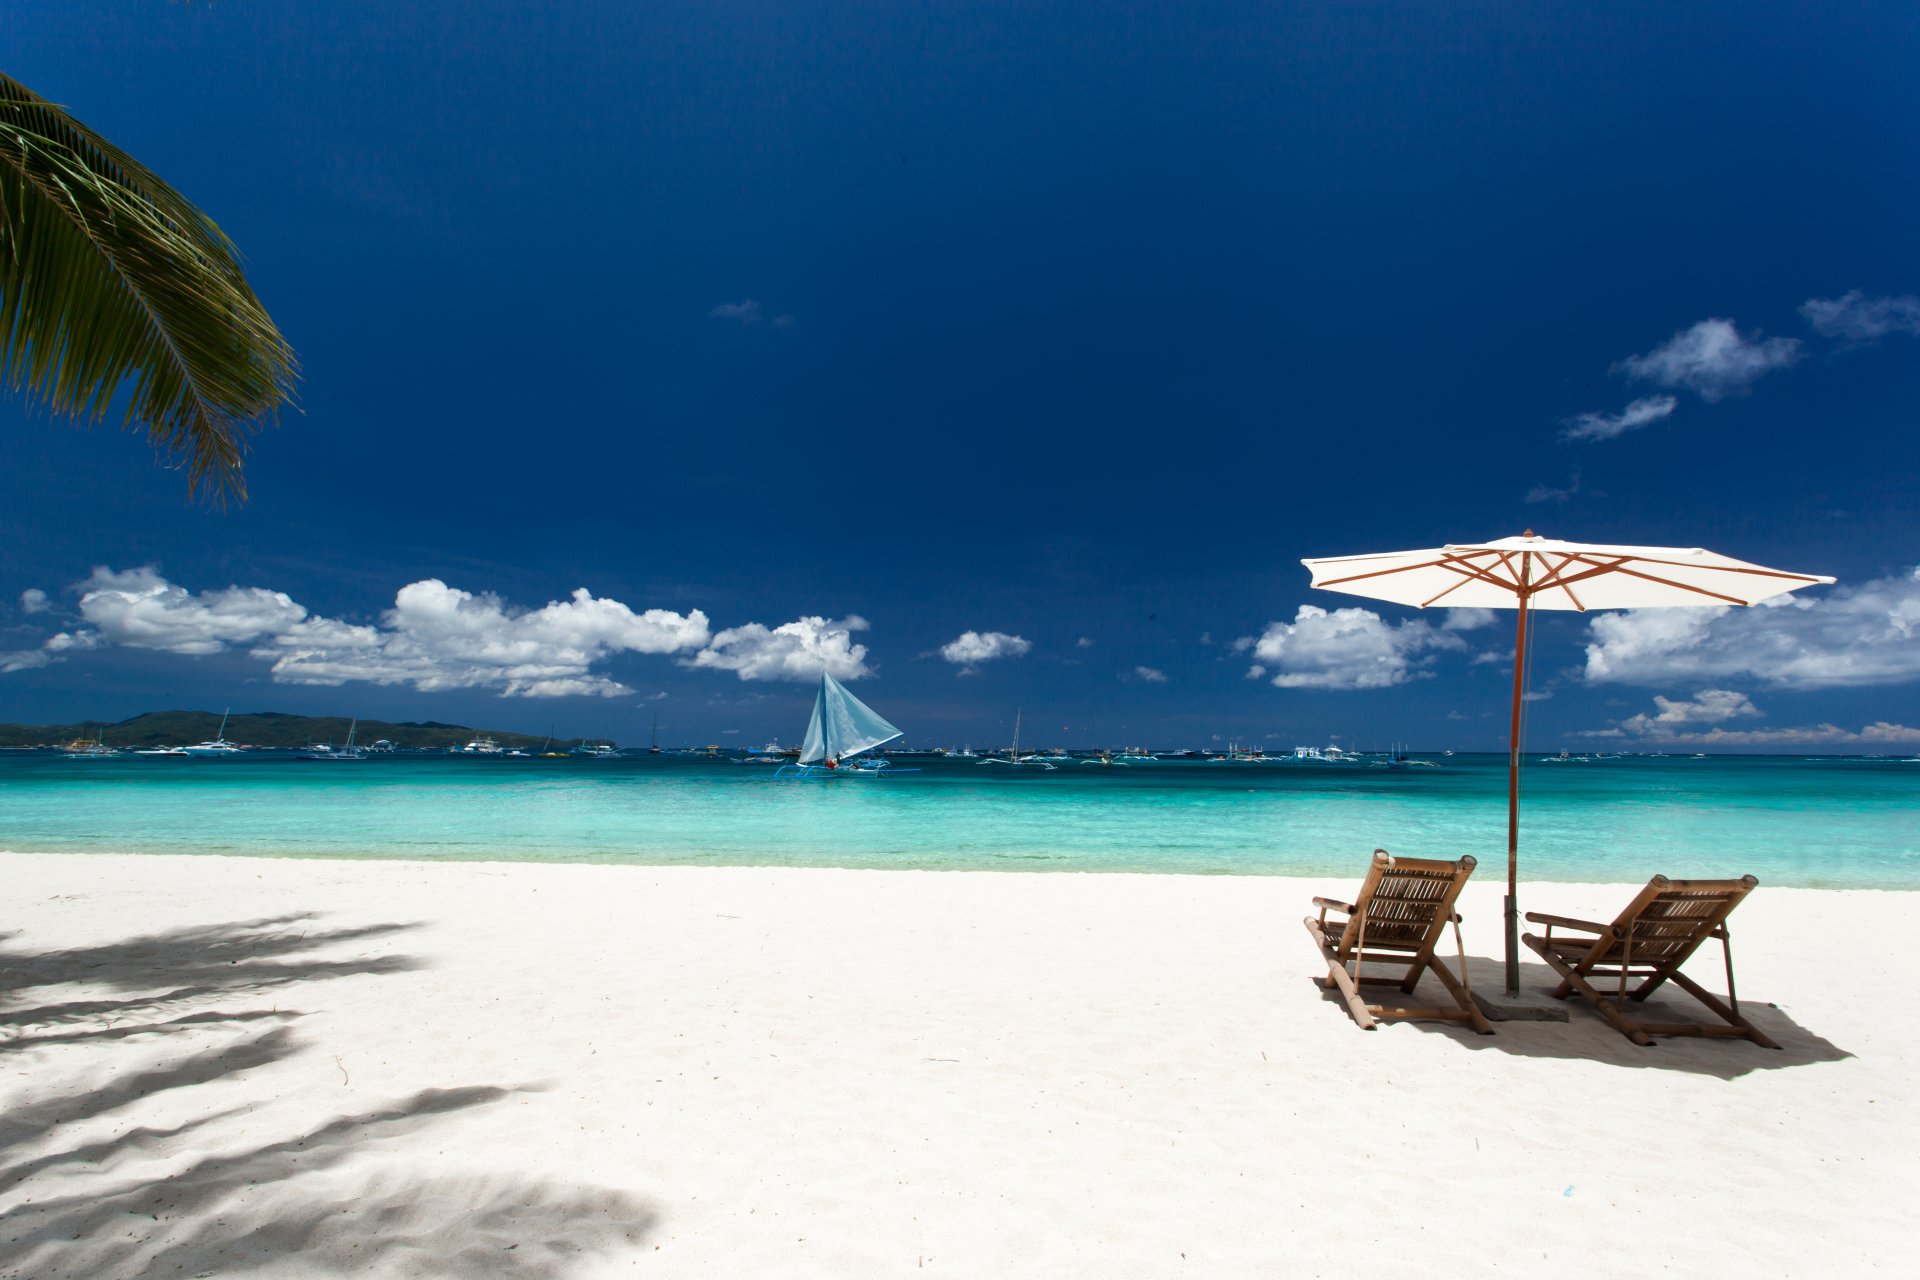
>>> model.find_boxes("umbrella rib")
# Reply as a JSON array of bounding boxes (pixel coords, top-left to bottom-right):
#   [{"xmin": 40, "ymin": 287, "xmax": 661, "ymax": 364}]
[
  {"xmin": 1314, "ymin": 555, "xmax": 1456, "ymax": 589},
  {"xmin": 1559, "ymin": 555, "xmax": 1753, "ymax": 606},
  {"xmin": 1565, "ymin": 552, "xmax": 1830, "ymax": 583}
]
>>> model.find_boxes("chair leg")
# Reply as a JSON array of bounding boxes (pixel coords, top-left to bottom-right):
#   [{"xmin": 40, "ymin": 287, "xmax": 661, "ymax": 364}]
[
  {"xmin": 1667, "ymin": 971, "xmax": 1782, "ymax": 1050},
  {"xmin": 1425, "ymin": 956, "xmax": 1494, "ymax": 1035},
  {"xmin": 1523, "ymin": 932, "xmax": 1654, "ymax": 1047},
  {"xmin": 1303, "ymin": 917, "xmax": 1376, "ymax": 1030}
]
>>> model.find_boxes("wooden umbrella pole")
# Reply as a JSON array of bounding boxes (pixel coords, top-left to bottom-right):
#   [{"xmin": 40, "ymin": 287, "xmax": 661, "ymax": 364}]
[{"xmin": 1505, "ymin": 578, "xmax": 1532, "ymax": 997}]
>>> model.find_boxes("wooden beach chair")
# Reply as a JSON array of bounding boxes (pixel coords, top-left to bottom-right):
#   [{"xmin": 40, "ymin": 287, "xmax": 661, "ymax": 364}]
[
  {"xmin": 1522, "ymin": 875, "xmax": 1779, "ymax": 1049},
  {"xmin": 1304, "ymin": 850, "xmax": 1492, "ymax": 1034}
]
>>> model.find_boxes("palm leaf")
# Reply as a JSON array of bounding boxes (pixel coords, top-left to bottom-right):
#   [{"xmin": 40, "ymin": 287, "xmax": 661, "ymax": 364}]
[{"xmin": 0, "ymin": 72, "xmax": 297, "ymax": 502}]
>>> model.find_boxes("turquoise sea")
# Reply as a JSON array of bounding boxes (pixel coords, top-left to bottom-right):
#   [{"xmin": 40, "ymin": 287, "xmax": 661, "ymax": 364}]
[{"xmin": 2, "ymin": 751, "xmax": 1916, "ymax": 888}]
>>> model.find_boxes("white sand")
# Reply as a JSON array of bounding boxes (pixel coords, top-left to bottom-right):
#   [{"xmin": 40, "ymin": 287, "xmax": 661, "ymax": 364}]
[{"xmin": 0, "ymin": 851, "xmax": 1908, "ymax": 1278}]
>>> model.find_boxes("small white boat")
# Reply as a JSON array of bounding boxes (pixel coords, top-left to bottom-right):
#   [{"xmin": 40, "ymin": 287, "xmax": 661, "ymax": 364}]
[
  {"xmin": 181, "ymin": 709, "xmax": 244, "ymax": 757},
  {"xmin": 301, "ymin": 719, "xmax": 368, "ymax": 761},
  {"xmin": 977, "ymin": 710, "xmax": 1056, "ymax": 769}
]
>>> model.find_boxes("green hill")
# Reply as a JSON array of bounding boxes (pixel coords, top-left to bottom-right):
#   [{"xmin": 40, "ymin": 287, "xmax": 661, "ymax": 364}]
[{"xmin": 0, "ymin": 710, "xmax": 586, "ymax": 751}]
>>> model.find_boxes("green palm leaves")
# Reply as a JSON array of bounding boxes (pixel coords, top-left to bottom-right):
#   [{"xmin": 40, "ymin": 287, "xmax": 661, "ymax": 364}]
[{"xmin": 1, "ymin": 73, "xmax": 296, "ymax": 502}]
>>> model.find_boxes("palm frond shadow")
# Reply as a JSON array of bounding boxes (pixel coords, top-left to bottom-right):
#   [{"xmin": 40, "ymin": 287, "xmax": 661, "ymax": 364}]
[{"xmin": 0, "ymin": 911, "xmax": 655, "ymax": 1276}]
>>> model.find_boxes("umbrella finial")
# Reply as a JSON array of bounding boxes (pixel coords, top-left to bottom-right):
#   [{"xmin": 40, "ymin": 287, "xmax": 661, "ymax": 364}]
[{"xmin": 1523, "ymin": 528, "xmax": 1535, "ymax": 538}]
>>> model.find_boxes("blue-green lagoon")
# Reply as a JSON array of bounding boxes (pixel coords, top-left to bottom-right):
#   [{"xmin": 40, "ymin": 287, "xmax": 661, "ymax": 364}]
[{"xmin": 2, "ymin": 752, "xmax": 1915, "ymax": 888}]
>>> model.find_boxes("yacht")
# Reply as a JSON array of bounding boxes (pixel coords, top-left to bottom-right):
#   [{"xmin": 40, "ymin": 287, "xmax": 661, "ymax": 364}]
[
  {"xmin": 301, "ymin": 719, "xmax": 368, "ymax": 761},
  {"xmin": 570, "ymin": 739, "xmax": 620, "ymax": 758},
  {"xmin": 60, "ymin": 731, "xmax": 121, "ymax": 759},
  {"xmin": 458, "ymin": 736, "xmax": 503, "ymax": 755},
  {"xmin": 181, "ymin": 710, "xmax": 245, "ymax": 757}
]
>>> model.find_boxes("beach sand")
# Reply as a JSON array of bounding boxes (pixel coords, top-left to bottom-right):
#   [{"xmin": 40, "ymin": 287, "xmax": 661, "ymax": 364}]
[{"xmin": 0, "ymin": 851, "xmax": 1906, "ymax": 1277}]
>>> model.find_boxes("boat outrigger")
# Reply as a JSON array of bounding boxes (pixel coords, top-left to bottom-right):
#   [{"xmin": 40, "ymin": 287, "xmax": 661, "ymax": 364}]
[{"xmin": 774, "ymin": 672, "xmax": 912, "ymax": 779}]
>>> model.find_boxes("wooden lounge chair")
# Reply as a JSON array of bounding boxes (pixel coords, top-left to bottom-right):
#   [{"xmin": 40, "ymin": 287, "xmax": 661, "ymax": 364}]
[
  {"xmin": 1522, "ymin": 875, "xmax": 1779, "ymax": 1049},
  {"xmin": 1304, "ymin": 850, "xmax": 1492, "ymax": 1034}
]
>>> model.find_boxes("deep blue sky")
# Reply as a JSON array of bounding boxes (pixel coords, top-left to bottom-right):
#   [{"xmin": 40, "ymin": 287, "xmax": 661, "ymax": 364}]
[{"xmin": 5, "ymin": 2, "xmax": 1917, "ymax": 750}]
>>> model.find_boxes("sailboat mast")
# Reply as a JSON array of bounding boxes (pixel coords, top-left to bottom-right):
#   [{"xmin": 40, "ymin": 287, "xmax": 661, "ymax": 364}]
[{"xmin": 1012, "ymin": 708, "xmax": 1021, "ymax": 760}]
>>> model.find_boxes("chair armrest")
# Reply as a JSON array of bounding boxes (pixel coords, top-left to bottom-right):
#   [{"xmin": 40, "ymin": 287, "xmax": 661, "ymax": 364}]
[
  {"xmin": 1312, "ymin": 897, "xmax": 1357, "ymax": 914},
  {"xmin": 1524, "ymin": 912, "xmax": 1606, "ymax": 932}
]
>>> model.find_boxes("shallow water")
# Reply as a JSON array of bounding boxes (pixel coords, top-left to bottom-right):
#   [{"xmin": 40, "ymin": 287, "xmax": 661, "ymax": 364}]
[{"xmin": 4, "ymin": 751, "xmax": 1916, "ymax": 888}]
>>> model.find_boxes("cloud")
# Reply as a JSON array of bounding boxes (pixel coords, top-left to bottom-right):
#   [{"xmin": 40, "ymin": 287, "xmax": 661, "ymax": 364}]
[
  {"xmin": 1525, "ymin": 473, "xmax": 1582, "ymax": 503},
  {"xmin": 1133, "ymin": 665, "xmax": 1169, "ymax": 683},
  {"xmin": 1616, "ymin": 319, "xmax": 1800, "ymax": 401},
  {"xmin": 688, "ymin": 615, "xmax": 872, "ymax": 682},
  {"xmin": 263, "ymin": 580, "xmax": 712, "ymax": 697},
  {"xmin": 1077, "ymin": 636, "xmax": 1094, "ymax": 649},
  {"xmin": 13, "ymin": 566, "xmax": 714, "ymax": 698},
  {"xmin": 1582, "ymin": 568, "xmax": 1917, "ymax": 690},
  {"xmin": 1239, "ymin": 605, "xmax": 1464, "ymax": 690},
  {"xmin": 1561, "ymin": 396, "xmax": 1677, "ymax": 442},
  {"xmin": 1800, "ymin": 290, "xmax": 1920, "ymax": 341},
  {"xmin": 709, "ymin": 300, "xmax": 793, "ymax": 328},
  {"xmin": 19, "ymin": 588, "xmax": 48, "ymax": 615},
  {"xmin": 938, "ymin": 630, "xmax": 1032, "ymax": 668},
  {"xmin": 1440, "ymin": 608, "xmax": 1500, "ymax": 632},
  {"xmin": 0, "ymin": 649, "xmax": 52, "ymax": 673},
  {"xmin": 66, "ymin": 566, "xmax": 308, "ymax": 655},
  {"xmin": 1591, "ymin": 691, "xmax": 1919, "ymax": 746}
]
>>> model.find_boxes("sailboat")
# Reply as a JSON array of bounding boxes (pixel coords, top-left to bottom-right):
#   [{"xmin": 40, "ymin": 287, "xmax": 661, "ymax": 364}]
[
  {"xmin": 977, "ymin": 709, "xmax": 1056, "ymax": 769},
  {"xmin": 301, "ymin": 719, "xmax": 368, "ymax": 761},
  {"xmin": 648, "ymin": 709, "xmax": 662, "ymax": 755},
  {"xmin": 774, "ymin": 672, "xmax": 910, "ymax": 779},
  {"xmin": 181, "ymin": 709, "xmax": 244, "ymax": 757}
]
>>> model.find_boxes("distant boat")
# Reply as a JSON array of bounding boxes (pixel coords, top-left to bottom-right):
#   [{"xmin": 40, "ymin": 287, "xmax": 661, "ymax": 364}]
[
  {"xmin": 775, "ymin": 672, "xmax": 908, "ymax": 779},
  {"xmin": 457, "ymin": 736, "xmax": 503, "ymax": 755},
  {"xmin": 977, "ymin": 709, "xmax": 1056, "ymax": 770},
  {"xmin": 648, "ymin": 710, "xmax": 662, "ymax": 755},
  {"xmin": 301, "ymin": 719, "xmax": 368, "ymax": 761},
  {"xmin": 60, "ymin": 728, "xmax": 121, "ymax": 759},
  {"xmin": 571, "ymin": 739, "xmax": 619, "ymax": 758},
  {"xmin": 181, "ymin": 709, "xmax": 244, "ymax": 757},
  {"xmin": 134, "ymin": 745, "xmax": 188, "ymax": 757}
]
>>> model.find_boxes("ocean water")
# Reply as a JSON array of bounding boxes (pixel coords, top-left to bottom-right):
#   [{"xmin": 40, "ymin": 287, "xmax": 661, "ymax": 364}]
[{"xmin": 1, "ymin": 752, "xmax": 1916, "ymax": 889}]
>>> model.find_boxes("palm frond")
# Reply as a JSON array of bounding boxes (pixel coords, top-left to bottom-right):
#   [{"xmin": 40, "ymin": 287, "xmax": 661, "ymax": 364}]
[{"xmin": 0, "ymin": 72, "xmax": 297, "ymax": 502}]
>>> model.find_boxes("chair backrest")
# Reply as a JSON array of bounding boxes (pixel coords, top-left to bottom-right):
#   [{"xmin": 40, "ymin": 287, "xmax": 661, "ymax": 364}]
[
  {"xmin": 1336, "ymin": 850, "xmax": 1477, "ymax": 954},
  {"xmin": 1593, "ymin": 875, "xmax": 1759, "ymax": 971}
]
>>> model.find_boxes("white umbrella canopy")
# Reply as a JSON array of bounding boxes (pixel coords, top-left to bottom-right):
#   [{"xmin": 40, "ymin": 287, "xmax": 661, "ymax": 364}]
[{"xmin": 1299, "ymin": 532, "xmax": 1835, "ymax": 998}]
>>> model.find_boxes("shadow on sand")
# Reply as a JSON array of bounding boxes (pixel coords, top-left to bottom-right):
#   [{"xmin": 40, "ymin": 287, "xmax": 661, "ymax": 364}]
[
  {"xmin": 1, "ymin": 914, "xmax": 655, "ymax": 1278},
  {"xmin": 1310, "ymin": 950, "xmax": 1851, "ymax": 1081}
]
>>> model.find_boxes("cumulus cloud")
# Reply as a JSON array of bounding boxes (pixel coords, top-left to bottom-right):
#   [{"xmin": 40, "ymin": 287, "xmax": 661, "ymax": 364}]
[
  {"xmin": 65, "ymin": 566, "xmax": 307, "ymax": 655},
  {"xmin": 1561, "ymin": 396, "xmax": 1677, "ymax": 442},
  {"xmin": 938, "ymin": 630, "xmax": 1032, "ymax": 669},
  {"xmin": 688, "ymin": 615, "xmax": 872, "ymax": 682},
  {"xmin": 1616, "ymin": 319, "xmax": 1800, "ymax": 401},
  {"xmin": 1589, "ymin": 691, "xmax": 1919, "ymax": 747},
  {"xmin": 263, "ymin": 579, "xmax": 712, "ymax": 697},
  {"xmin": 1239, "ymin": 605, "xmax": 1464, "ymax": 690},
  {"xmin": 11, "ymin": 566, "xmax": 715, "ymax": 698},
  {"xmin": 1440, "ymin": 608, "xmax": 1500, "ymax": 632},
  {"xmin": 1583, "ymin": 569, "xmax": 1917, "ymax": 690},
  {"xmin": 1800, "ymin": 290, "xmax": 1920, "ymax": 342},
  {"xmin": 19, "ymin": 588, "xmax": 49, "ymax": 615},
  {"xmin": 1134, "ymin": 666, "xmax": 1169, "ymax": 683}
]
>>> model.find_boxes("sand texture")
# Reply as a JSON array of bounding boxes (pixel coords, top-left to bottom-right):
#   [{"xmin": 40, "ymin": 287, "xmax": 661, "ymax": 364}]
[{"xmin": 0, "ymin": 852, "xmax": 1907, "ymax": 1277}]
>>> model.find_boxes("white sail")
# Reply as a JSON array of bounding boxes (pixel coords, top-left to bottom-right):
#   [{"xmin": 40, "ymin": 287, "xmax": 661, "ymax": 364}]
[{"xmin": 797, "ymin": 672, "xmax": 901, "ymax": 764}]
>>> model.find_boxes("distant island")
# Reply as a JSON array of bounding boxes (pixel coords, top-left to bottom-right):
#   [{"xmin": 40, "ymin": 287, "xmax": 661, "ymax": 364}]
[{"xmin": 0, "ymin": 710, "xmax": 586, "ymax": 751}]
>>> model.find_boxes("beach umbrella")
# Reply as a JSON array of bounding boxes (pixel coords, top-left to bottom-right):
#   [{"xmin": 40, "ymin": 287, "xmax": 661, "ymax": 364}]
[{"xmin": 1299, "ymin": 532, "xmax": 1834, "ymax": 997}]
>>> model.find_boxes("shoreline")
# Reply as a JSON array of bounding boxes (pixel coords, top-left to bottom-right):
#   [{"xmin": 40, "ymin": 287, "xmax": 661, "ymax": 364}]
[
  {"xmin": 2, "ymin": 851, "xmax": 1905, "ymax": 1276},
  {"xmin": 4, "ymin": 845, "xmax": 1915, "ymax": 893}
]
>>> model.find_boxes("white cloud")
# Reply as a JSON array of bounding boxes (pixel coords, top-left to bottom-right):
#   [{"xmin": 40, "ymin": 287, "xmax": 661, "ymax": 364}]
[
  {"xmin": 709, "ymin": 299, "xmax": 763, "ymax": 324},
  {"xmin": 1441, "ymin": 608, "xmax": 1500, "ymax": 632},
  {"xmin": 1583, "ymin": 568, "xmax": 1918, "ymax": 690},
  {"xmin": 1800, "ymin": 290, "xmax": 1920, "ymax": 341},
  {"xmin": 1240, "ymin": 605, "xmax": 1464, "ymax": 690},
  {"xmin": 1524, "ymin": 473, "xmax": 1581, "ymax": 503},
  {"xmin": 0, "ymin": 649, "xmax": 51, "ymax": 673},
  {"xmin": 1077, "ymin": 636, "xmax": 1094, "ymax": 649},
  {"xmin": 19, "ymin": 588, "xmax": 49, "ymax": 615},
  {"xmin": 263, "ymin": 580, "xmax": 712, "ymax": 697},
  {"xmin": 69, "ymin": 566, "xmax": 308, "ymax": 655},
  {"xmin": 688, "ymin": 615, "xmax": 872, "ymax": 682},
  {"xmin": 938, "ymin": 630, "xmax": 1032, "ymax": 667},
  {"xmin": 1592, "ymin": 691, "xmax": 1919, "ymax": 747},
  {"xmin": 1561, "ymin": 396, "xmax": 1677, "ymax": 442},
  {"xmin": 1616, "ymin": 319, "xmax": 1800, "ymax": 401},
  {"xmin": 11, "ymin": 566, "xmax": 714, "ymax": 698},
  {"xmin": 1134, "ymin": 665, "xmax": 1169, "ymax": 683}
]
